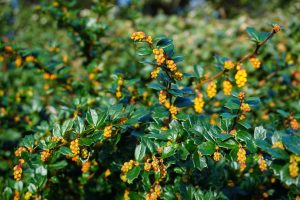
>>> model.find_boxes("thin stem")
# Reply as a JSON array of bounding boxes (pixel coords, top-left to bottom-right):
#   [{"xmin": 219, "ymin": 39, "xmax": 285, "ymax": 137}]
[{"xmin": 199, "ymin": 29, "xmax": 276, "ymax": 86}]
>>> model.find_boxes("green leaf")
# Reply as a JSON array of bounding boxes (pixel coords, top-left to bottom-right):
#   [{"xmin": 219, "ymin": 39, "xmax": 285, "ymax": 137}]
[
  {"xmin": 134, "ymin": 143, "xmax": 146, "ymax": 161},
  {"xmin": 58, "ymin": 147, "xmax": 72, "ymax": 155},
  {"xmin": 137, "ymin": 46, "xmax": 152, "ymax": 56},
  {"xmin": 52, "ymin": 124, "xmax": 62, "ymax": 138},
  {"xmin": 61, "ymin": 119, "xmax": 73, "ymax": 135},
  {"xmin": 172, "ymin": 56, "xmax": 184, "ymax": 63},
  {"xmin": 147, "ymin": 82, "xmax": 165, "ymax": 91},
  {"xmin": 127, "ymin": 166, "xmax": 141, "ymax": 184},
  {"xmin": 193, "ymin": 65, "xmax": 203, "ymax": 79},
  {"xmin": 255, "ymin": 139, "xmax": 271, "ymax": 151},
  {"xmin": 246, "ymin": 27, "xmax": 260, "ymax": 43},
  {"xmin": 22, "ymin": 135, "xmax": 35, "ymax": 148},
  {"xmin": 75, "ymin": 117, "xmax": 85, "ymax": 134},
  {"xmin": 48, "ymin": 160, "xmax": 68, "ymax": 170},
  {"xmin": 162, "ymin": 146, "xmax": 176, "ymax": 159},
  {"xmin": 86, "ymin": 109, "xmax": 98, "ymax": 127},
  {"xmin": 80, "ymin": 138, "xmax": 95, "ymax": 146},
  {"xmin": 282, "ymin": 135, "xmax": 300, "ymax": 155},
  {"xmin": 235, "ymin": 131, "xmax": 252, "ymax": 142},
  {"xmin": 268, "ymin": 148, "xmax": 289, "ymax": 160},
  {"xmin": 192, "ymin": 152, "xmax": 207, "ymax": 170},
  {"xmin": 198, "ymin": 141, "xmax": 215, "ymax": 155}
]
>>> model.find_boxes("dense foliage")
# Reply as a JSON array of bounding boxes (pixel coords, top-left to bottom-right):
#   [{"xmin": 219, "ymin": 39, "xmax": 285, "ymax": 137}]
[{"xmin": 0, "ymin": 1, "xmax": 300, "ymax": 199}]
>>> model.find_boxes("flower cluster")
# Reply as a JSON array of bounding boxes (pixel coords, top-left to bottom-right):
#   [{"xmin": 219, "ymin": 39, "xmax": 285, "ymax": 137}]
[
  {"xmin": 116, "ymin": 78, "xmax": 124, "ymax": 99},
  {"xmin": 120, "ymin": 160, "xmax": 140, "ymax": 182},
  {"xmin": 144, "ymin": 156, "xmax": 167, "ymax": 179},
  {"xmin": 289, "ymin": 155, "xmax": 299, "ymax": 178},
  {"xmin": 258, "ymin": 154, "xmax": 267, "ymax": 172},
  {"xmin": 153, "ymin": 48, "xmax": 165, "ymax": 66},
  {"xmin": 241, "ymin": 103, "xmax": 251, "ymax": 112},
  {"xmin": 207, "ymin": 81, "xmax": 217, "ymax": 98},
  {"xmin": 213, "ymin": 146, "xmax": 221, "ymax": 161},
  {"xmin": 15, "ymin": 147, "xmax": 27, "ymax": 157},
  {"xmin": 81, "ymin": 161, "xmax": 91, "ymax": 173},
  {"xmin": 13, "ymin": 159, "xmax": 24, "ymax": 181},
  {"xmin": 289, "ymin": 116, "xmax": 300, "ymax": 130},
  {"xmin": 124, "ymin": 190, "xmax": 130, "ymax": 200},
  {"xmin": 103, "ymin": 125, "xmax": 113, "ymax": 138},
  {"xmin": 81, "ymin": 148, "xmax": 89, "ymax": 159},
  {"xmin": 166, "ymin": 59, "xmax": 177, "ymax": 71},
  {"xmin": 174, "ymin": 71, "xmax": 183, "ymax": 81},
  {"xmin": 250, "ymin": 57, "xmax": 261, "ymax": 69},
  {"xmin": 194, "ymin": 93, "xmax": 204, "ymax": 113},
  {"xmin": 223, "ymin": 80, "xmax": 232, "ymax": 96},
  {"xmin": 159, "ymin": 90, "xmax": 167, "ymax": 104},
  {"xmin": 41, "ymin": 150, "xmax": 51, "ymax": 162},
  {"xmin": 235, "ymin": 68, "xmax": 247, "ymax": 87},
  {"xmin": 169, "ymin": 105, "xmax": 178, "ymax": 119},
  {"xmin": 237, "ymin": 145, "xmax": 247, "ymax": 172},
  {"xmin": 151, "ymin": 67, "xmax": 160, "ymax": 79},
  {"xmin": 70, "ymin": 139, "xmax": 80, "ymax": 161},
  {"xmin": 224, "ymin": 60, "xmax": 235, "ymax": 70},
  {"xmin": 272, "ymin": 141, "xmax": 285, "ymax": 150},
  {"xmin": 131, "ymin": 32, "xmax": 146, "ymax": 41},
  {"xmin": 145, "ymin": 184, "xmax": 161, "ymax": 200}
]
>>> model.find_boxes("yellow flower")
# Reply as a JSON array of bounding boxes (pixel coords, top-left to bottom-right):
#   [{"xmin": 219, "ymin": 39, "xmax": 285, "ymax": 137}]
[
  {"xmin": 223, "ymin": 80, "xmax": 232, "ymax": 96},
  {"xmin": 104, "ymin": 169, "xmax": 111, "ymax": 177},
  {"xmin": 24, "ymin": 192, "xmax": 32, "ymax": 200},
  {"xmin": 81, "ymin": 161, "xmax": 91, "ymax": 173},
  {"xmin": 124, "ymin": 189, "xmax": 130, "ymax": 200},
  {"xmin": 194, "ymin": 93, "xmax": 204, "ymax": 113},
  {"xmin": 213, "ymin": 151, "xmax": 221, "ymax": 161},
  {"xmin": 224, "ymin": 60, "xmax": 235, "ymax": 70},
  {"xmin": 70, "ymin": 139, "xmax": 80, "ymax": 157},
  {"xmin": 166, "ymin": 59, "xmax": 177, "ymax": 71},
  {"xmin": 25, "ymin": 55, "xmax": 35, "ymax": 62},
  {"xmin": 153, "ymin": 48, "xmax": 165, "ymax": 65},
  {"xmin": 272, "ymin": 24, "xmax": 281, "ymax": 33},
  {"xmin": 13, "ymin": 165, "xmax": 22, "ymax": 181},
  {"xmin": 131, "ymin": 32, "xmax": 146, "ymax": 41},
  {"xmin": 250, "ymin": 57, "xmax": 261, "ymax": 69},
  {"xmin": 237, "ymin": 145, "xmax": 246, "ymax": 172},
  {"xmin": 151, "ymin": 67, "xmax": 160, "ymax": 79},
  {"xmin": 174, "ymin": 71, "xmax": 183, "ymax": 81},
  {"xmin": 159, "ymin": 90, "xmax": 167, "ymax": 104},
  {"xmin": 272, "ymin": 141, "xmax": 285, "ymax": 150},
  {"xmin": 207, "ymin": 81, "xmax": 217, "ymax": 98},
  {"xmin": 15, "ymin": 56, "xmax": 22, "ymax": 68},
  {"xmin": 240, "ymin": 103, "xmax": 251, "ymax": 112},
  {"xmin": 235, "ymin": 69, "xmax": 247, "ymax": 87},
  {"xmin": 169, "ymin": 105, "xmax": 178, "ymax": 119},
  {"xmin": 41, "ymin": 150, "xmax": 51, "ymax": 162},
  {"xmin": 104, "ymin": 125, "xmax": 113, "ymax": 138},
  {"xmin": 258, "ymin": 155, "xmax": 267, "ymax": 172}
]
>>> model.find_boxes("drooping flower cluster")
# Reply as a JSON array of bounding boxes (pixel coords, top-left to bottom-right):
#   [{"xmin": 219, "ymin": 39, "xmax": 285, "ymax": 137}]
[
  {"xmin": 169, "ymin": 105, "xmax": 178, "ymax": 119},
  {"xmin": 223, "ymin": 80, "xmax": 232, "ymax": 96},
  {"xmin": 258, "ymin": 154, "xmax": 267, "ymax": 172},
  {"xmin": 116, "ymin": 78, "xmax": 124, "ymax": 99},
  {"xmin": 289, "ymin": 116, "xmax": 300, "ymax": 130},
  {"xmin": 235, "ymin": 68, "xmax": 247, "ymax": 87},
  {"xmin": 213, "ymin": 146, "xmax": 221, "ymax": 161},
  {"xmin": 272, "ymin": 141, "xmax": 285, "ymax": 150},
  {"xmin": 15, "ymin": 147, "xmax": 27, "ymax": 157},
  {"xmin": 104, "ymin": 125, "xmax": 113, "ymax": 138},
  {"xmin": 159, "ymin": 90, "xmax": 167, "ymax": 104},
  {"xmin": 13, "ymin": 159, "xmax": 25, "ymax": 181},
  {"xmin": 237, "ymin": 145, "xmax": 247, "ymax": 172},
  {"xmin": 145, "ymin": 184, "xmax": 161, "ymax": 200},
  {"xmin": 151, "ymin": 67, "xmax": 160, "ymax": 79},
  {"xmin": 153, "ymin": 48, "xmax": 165, "ymax": 66},
  {"xmin": 41, "ymin": 150, "xmax": 51, "ymax": 162},
  {"xmin": 207, "ymin": 81, "xmax": 217, "ymax": 98},
  {"xmin": 289, "ymin": 155, "xmax": 299, "ymax": 178},
  {"xmin": 166, "ymin": 59, "xmax": 177, "ymax": 71},
  {"xmin": 70, "ymin": 138, "xmax": 80, "ymax": 161},
  {"xmin": 224, "ymin": 60, "xmax": 235, "ymax": 70},
  {"xmin": 250, "ymin": 57, "xmax": 261, "ymax": 69},
  {"xmin": 194, "ymin": 93, "xmax": 204, "ymax": 113},
  {"xmin": 81, "ymin": 161, "xmax": 91, "ymax": 173},
  {"xmin": 241, "ymin": 103, "xmax": 251, "ymax": 112}
]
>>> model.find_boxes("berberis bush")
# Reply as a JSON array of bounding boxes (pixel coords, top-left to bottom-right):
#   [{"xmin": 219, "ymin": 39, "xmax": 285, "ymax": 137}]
[{"xmin": 0, "ymin": 1, "xmax": 299, "ymax": 200}]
